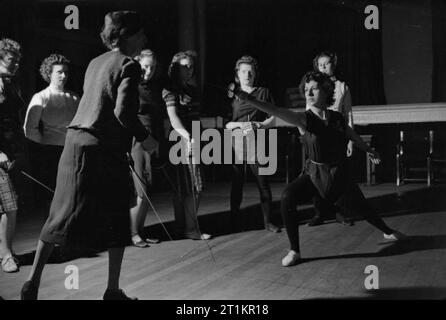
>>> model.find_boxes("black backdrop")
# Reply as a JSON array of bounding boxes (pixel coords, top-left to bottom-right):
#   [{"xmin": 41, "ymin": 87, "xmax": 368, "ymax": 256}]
[{"xmin": 204, "ymin": 0, "xmax": 386, "ymax": 116}]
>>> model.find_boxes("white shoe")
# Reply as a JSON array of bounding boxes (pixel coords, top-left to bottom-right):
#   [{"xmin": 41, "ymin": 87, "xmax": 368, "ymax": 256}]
[
  {"xmin": 200, "ymin": 233, "xmax": 212, "ymax": 240},
  {"xmin": 383, "ymin": 231, "xmax": 407, "ymax": 241},
  {"xmin": 281, "ymin": 250, "xmax": 301, "ymax": 267},
  {"xmin": 1, "ymin": 254, "xmax": 19, "ymax": 273}
]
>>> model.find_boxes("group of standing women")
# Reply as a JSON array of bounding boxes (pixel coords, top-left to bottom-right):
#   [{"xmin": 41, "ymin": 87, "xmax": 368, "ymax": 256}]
[
  {"xmin": 11, "ymin": 9, "xmax": 407, "ymax": 300},
  {"xmin": 19, "ymin": 11, "xmax": 217, "ymax": 300}
]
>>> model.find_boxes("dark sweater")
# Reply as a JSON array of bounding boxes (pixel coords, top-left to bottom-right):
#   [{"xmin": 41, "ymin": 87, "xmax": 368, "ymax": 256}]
[
  {"xmin": 69, "ymin": 50, "xmax": 148, "ymax": 151},
  {"xmin": 231, "ymin": 87, "xmax": 273, "ymax": 122},
  {"xmin": 0, "ymin": 78, "xmax": 25, "ymax": 157}
]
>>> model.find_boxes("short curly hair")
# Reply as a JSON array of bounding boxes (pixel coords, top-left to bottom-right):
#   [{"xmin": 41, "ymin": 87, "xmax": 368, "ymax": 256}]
[
  {"xmin": 234, "ymin": 55, "xmax": 259, "ymax": 85},
  {"xmin": 39, "ymin": 54, "xmax": 70, "ymax": 83},
  {"xmin": 299, "ymin": 71, "xmax": 335, "ymax": 107},
  {"xmin": 312, "ymin": 51, "xmax": 338, "ymax": 73},
  {"xmin": 100, "ymin": 11, "xmax": 143, "ymax": 50},
  {"xmin": 0, "ymin": 38, "xmax": 21, "ymax": 60}
]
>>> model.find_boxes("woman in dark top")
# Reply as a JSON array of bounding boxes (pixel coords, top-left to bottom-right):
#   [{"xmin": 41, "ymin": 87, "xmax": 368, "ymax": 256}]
[
  {"xmin": 163, "ymin": 51, "xmax": 211, "ymax": 240},
  {"xmin": 0, "ymin": 38, "xmax": 25, "ymax": 274},
  {"xmin": 129, "ymin": 49, "xmax": 164, "ymax": 248},
  {"xmin": 226, "ymin": 56, "xmax": 280, "ymax": 233},
  {"xmin": 21, "ymin": 11, "xmax": 149, "ymax": 300},
  {"xmin": 234, "ymin": 71, "xmax": 406, "ymax": 267},
  {"xmin": 308, "ymin": 51, "xmax": 354, "ymax": 227}
]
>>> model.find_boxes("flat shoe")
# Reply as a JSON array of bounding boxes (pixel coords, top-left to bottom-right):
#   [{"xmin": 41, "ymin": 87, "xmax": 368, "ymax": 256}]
[
  {"xmin": 265, "ymin": 223, "xmax": 280, "ymax": 233},
  {"xmin": 308, "ymin": 216, "xmax": 324, "ymax": 227},
  {"xmin": 145, "ymin": 238, "xmax": 160, "ymax": 244},
  {"xmin": 103, "ymin": 289, "xmax": 137, "ymax": 300},
  {"xmin": 384, "ymin": 231, "xmax": 407, "ymax": 241},
  {"xmin": 1, "ymin": 255, "xmax": 19, "ymax": 273},
  {"xmin": 336, "ymin": 218, "xmax": 354, "ymax": 226},
  {"xmin": 21, "ymin": 281, "xmax": 38, "ymax": 300},
  {"xmin": 282, "ymin": 250, "xmax": 301, "ymax": 267},
  {"xmin": 198, "ymin": 233, "xmax": 212, "ymax": 240},
  {"xmin": 132, "ymin": 239, "xmax": 150, "ymax": 248},
  {"xmin": 186, "ymin": 233, "xmax": 212, "ymax": 240}
]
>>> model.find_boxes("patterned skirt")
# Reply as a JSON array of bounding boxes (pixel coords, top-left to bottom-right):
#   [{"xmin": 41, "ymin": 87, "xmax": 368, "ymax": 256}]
[{"xmin": 0, "ymin": 168, "xmax": 18, "ymax": 214}]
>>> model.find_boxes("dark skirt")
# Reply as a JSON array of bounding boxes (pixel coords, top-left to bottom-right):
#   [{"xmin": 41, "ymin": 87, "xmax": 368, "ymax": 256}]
[
  {"xmin": 39, "ymin": 129, "xmax": 132, "ymax": 248},
  {"xmin": 303, "ymin": 159, "xmax": 370, "ymax": 217}
]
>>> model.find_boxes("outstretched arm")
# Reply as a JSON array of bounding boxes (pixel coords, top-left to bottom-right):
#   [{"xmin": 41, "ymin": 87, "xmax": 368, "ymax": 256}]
[{"xmin": 236, "ymin": 92, "xmax": 307, "ymax": 131}]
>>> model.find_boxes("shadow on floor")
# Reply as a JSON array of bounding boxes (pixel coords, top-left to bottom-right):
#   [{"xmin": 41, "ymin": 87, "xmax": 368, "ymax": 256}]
[
  {"xmin": 144, "ymin": 184, "xmax": 446, "ymax": 241},
  {"xmin": 308, "ymin": 286, "xmax": 446, "ymax": 300},
  {"xmin": 16, "ymin": 245, "xmax": 100, "ymax": 266},
  {"xmin": 300, "ymin": 235, "xmax": 446, "ymax": 262},
  {"xmin": 17, "ymin": 184, "xmax": 446, "ymax": 266}
]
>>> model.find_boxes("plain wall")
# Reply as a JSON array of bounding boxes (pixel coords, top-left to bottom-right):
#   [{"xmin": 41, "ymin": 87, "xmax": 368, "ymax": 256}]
[{"xmin": 382, "ymin": 0, "xmax": 433, "ymax": 103}]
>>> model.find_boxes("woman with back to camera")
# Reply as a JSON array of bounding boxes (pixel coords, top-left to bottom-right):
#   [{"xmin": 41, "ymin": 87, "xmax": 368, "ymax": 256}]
[
  {"xmin": 21, "ymin": 11, "xmax": 150, "ymax": 300},
  {"xmin": 234, "ymin": 71, "xmax": 406, "ymax": 267},
  {"xmin": 225, "ymin": 55, "xmax": 280, "ymax": 233},
  {"xmin": 163, "ymin": 51, "xmax": 212, "ymax": 240}
]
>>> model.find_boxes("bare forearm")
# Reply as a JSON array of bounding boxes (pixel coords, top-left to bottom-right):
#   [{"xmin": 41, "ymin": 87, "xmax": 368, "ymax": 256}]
[
  {"xmin": 346, "ymin": 127, "xmax": 372, "ymax": 153},
  {"xmin": 167, "ymin": 108, "xmax": 190, "ymax": 139},
  {"xmin": 259, "ymin": 116, "xmax": 275, "ymax": 129},
  {"xmin": 245, "ymin": 99, "xmax": 306, "ymax": 129},
  {"xmin": 225, "ymin": 121, "xmax": 242, "ymax": 130}
]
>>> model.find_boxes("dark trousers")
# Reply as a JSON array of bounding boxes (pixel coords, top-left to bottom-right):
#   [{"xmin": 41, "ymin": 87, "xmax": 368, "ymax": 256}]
[
  {"xmin": 230, "ymin": 163, "xmax": 273, "ymax": 225},
  {"xmin": 281, "ymin": 173, "xmax": 393, "ymax": 252}
]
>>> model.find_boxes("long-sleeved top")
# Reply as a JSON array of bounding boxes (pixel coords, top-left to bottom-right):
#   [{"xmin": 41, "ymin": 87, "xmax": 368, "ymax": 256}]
[
  {"xmin": 68, "ymin": 50, "xmax": 148, "ymax": 151},
  {"xmin": 0, "ymin": 76, "xmax": 25, "ymax": 157},
  {"xmin": 231, "ymin": 87, "xmax": 273, "ymax": 122},
  {"xmin": 24, "ymin": 85, "xmax": 80, "ymax": 146}
]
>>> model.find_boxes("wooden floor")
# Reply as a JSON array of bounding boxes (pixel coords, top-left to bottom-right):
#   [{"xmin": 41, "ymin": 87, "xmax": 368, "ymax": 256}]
[{"xmin": 1, "ymin": 182, "xmax": 446, "ymax": 300}]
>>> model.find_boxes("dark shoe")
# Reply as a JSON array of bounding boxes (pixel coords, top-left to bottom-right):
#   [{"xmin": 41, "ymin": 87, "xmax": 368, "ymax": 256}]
[
  {"xmin": 308, "ymin": 216, "xmax": 324, "ymax": 227},
  {"xmin": 21, "ymin": 281, "xmax": 38, "ymax": 300},
  {"xmin": 145, "ymin": 237, "xmax": 160, "ymax": 244},
  {"xmin": 103, "ymin": 289, "xmax": 137, "ymax": 300},
  {"xmin": 265, "ymin": 223, "xmax": 280, "ymax": 233},
  {"xmin": 336, "ymin": 213, "xmax": 354, "ymax": 226}
]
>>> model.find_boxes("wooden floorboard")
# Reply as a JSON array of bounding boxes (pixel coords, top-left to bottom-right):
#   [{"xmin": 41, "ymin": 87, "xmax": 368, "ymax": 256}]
[{"xmin": 1, "ymin": 183, "xmax": 446, "ymax": 300}]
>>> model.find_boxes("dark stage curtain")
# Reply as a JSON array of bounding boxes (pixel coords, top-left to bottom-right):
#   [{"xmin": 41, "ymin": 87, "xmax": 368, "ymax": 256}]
[
  {"xmin": 204, "ymin": 0, "xmax": 387, "ymax": 111},
  {"xmin": 432, "ymin": 0, "xmax": 446, "ymax": 102},
  {"xmin": 0, "ymin": 0, "xmax": 38, "ymax": 101}
]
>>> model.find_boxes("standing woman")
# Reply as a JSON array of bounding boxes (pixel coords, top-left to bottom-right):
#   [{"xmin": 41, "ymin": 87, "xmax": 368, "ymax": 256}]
[
  {"xmin": 225, "ymin": 55, "xmax": 280, "ymax": 233},
  {"xmin": 129, "ymin": 49, "xmax": 164, "ymax": 248},
  {"xmin": 24, "ymin": 54, "xmax": 80, "ymax": 193},
  {"xmin": 235, "ymin": 71, "xmax": 405, "ymax": 267},
  {"xmin": 307, "ymin": 51, "xmax": 354, "ymax": 226},
  {"xmin": 21, "ymin": 11, "xmax": 149, "ymax": 300},
  {"xmin": 163, "ymin": 51, "xmax": 211, "ymax": 240},
  {"xmin": 0, "ymin": 38, "xmax": 25, "ymax": 273}
]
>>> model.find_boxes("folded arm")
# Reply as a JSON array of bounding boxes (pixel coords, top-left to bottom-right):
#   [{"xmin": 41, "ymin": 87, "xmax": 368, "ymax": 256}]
[{"xmin": 23, "ymin": 94, "xmax": 44, "ymax": 143}]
